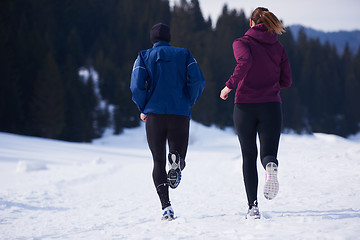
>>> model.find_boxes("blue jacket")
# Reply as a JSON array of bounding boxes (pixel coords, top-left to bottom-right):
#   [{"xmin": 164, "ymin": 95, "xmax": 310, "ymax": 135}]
[{"xmin": 130, "ymin": 41, "xmax": 205, "ymax": 117}]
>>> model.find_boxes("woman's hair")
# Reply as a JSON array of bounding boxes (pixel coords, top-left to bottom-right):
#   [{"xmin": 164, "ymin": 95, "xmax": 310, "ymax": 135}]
[{"xmin": 251, "ymin": 7, "xmax": 285, "ymax": 35}]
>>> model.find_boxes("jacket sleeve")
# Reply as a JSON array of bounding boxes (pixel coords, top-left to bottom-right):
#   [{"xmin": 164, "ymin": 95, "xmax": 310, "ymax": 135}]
[
  {"xmin": 279, "ymin": 48, "xmax": 292, "ymax": 89},
  {"xmin": 186, "ymin": 51, "xmax": 205, "ymax": 106},
  {"xmin": 130, "ymin": 53, "xmax": 149, "ymax": 112},
  {"xmin": 226, "ymin": 38, "xmax": 252, "ymax": 90}
]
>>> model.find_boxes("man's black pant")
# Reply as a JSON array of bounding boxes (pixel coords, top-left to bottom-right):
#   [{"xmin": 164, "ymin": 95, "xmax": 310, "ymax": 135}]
[
  {"xmin": 145, "ymin": 113, "xmax": 190, "ymax": 209},
  {"xmin": 233, "ymin": 102, "xmax": 282, "ymax": 205}
]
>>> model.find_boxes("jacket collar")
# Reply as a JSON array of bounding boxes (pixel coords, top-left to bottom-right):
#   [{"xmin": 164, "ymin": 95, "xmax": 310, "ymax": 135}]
[
  {"xmin": 153, "ymin": 41, "xmax": 171, "ymax": 48},
  {"xmin": 245, "ymin": 23, "xmax": 277, "ymax": 44}
]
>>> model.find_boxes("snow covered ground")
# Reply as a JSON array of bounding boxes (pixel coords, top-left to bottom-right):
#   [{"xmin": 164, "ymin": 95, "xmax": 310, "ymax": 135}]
[{"xmin": 1, "ymin": 121, "xmax": 360, "ymax": 239}]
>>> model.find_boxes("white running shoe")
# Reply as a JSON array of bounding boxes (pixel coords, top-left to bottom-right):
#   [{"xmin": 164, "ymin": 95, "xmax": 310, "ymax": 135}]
[
  {"xmin": 161, "ymin": 206, "xmax": 175, "ymax": 221},
  {"xmin": 246, "ymin": 202, "xmax": 261, "ymax": 219},
  {"xmin": 264, "ymin": 162, "xmax": 279, "ymax": 200}
]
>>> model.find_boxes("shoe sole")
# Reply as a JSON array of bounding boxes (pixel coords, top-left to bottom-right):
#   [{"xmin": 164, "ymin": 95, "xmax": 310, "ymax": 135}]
[
  {"xmin": 263, "ymin": 162, "xmax": 279, "ymax": 200},
  {"xmin": 161, "ymin": 214, "xmax": 175, "ymax": 221},
  {"xmin": 245, "ymin": 214, "xmax": 261, "ymax": 220},
  {"xmin": 167, "ymin": 152, "xmax": 181, "ymax": 189}
]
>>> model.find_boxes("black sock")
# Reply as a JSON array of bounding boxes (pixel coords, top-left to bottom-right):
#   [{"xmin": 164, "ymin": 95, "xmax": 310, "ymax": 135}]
[{"xmin": 249, "ymin": 200, "xmax": 258, "ymax": 208}]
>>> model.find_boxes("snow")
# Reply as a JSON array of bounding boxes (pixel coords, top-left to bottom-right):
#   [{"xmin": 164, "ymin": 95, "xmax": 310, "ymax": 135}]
[{"xmin": 1, "ymin": 121, "xmax": 360, "ymax": 239}]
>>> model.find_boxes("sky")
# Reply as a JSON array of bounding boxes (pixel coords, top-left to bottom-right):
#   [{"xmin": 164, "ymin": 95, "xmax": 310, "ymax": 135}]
[{"xmin": 169, "ymin": 0, "xmax": 360, "ymax": 32}]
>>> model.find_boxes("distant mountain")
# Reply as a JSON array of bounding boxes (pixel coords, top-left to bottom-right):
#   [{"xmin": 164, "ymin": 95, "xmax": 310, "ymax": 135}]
[{"xmin": 288, "ymin": 25, "xmax": 360, "ymax": 56}]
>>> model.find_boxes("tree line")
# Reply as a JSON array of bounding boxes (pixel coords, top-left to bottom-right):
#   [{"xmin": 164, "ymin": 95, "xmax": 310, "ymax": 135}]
[{"xmin": 1, "ymin": 0, "xmax": 359, "ymax": 142}]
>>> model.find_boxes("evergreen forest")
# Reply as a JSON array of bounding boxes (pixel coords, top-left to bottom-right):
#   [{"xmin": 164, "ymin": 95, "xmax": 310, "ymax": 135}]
[{"xmin": 1, "ymin": 0, "xmax": 360, "ymax": 142}]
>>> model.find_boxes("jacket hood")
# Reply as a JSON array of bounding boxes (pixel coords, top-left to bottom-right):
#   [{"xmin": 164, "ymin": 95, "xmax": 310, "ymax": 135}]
[{"xmin": 245, "ymin": 23, "xmax": 277, "ymax": 44}]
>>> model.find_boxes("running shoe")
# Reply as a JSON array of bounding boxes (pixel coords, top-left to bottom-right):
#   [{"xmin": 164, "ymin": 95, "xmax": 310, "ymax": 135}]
[
  {"xmin": 161, "ymin": 206, "xmax": 175, "ymax": 221},
  {"xmin": 246, "ymin": 201, "xmax": 261, "ymax": 219},
  {"xmin": 264, "ymin": 162, "xmax": 279, "ymax": 200},
  {"xmin": 167, "ymin": 151, "xmax": 182, "ymax": 189}
]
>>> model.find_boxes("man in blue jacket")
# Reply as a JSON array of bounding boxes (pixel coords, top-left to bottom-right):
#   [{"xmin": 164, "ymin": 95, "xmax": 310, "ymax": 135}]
[{"xmin": 130, "ymin": 23, "xmax": 205, "ymax": 221}]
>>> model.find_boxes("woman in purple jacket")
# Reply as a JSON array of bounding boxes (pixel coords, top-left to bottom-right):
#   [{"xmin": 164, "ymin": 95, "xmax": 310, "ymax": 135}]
[{"xmin": 220, "ymin": 7, "xmax": 292, "ymax": 219}]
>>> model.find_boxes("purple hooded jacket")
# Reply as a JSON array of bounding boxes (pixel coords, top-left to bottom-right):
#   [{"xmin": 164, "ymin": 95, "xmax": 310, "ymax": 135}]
[{"xmin": 226, "ymin": 23, "xmax": 292, "ymax": 103}]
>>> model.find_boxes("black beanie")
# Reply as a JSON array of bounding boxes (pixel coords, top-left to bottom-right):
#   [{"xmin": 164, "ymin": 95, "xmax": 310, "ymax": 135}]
[{"xmin": 150, "ymin": 23, "xmax": 171, "ymax": 44}]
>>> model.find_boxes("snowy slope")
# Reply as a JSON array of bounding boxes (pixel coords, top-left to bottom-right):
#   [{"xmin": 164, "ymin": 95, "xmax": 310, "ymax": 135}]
[{"xmin": 1, "ymin": 122, "xmax": 360, "ymax": 239}]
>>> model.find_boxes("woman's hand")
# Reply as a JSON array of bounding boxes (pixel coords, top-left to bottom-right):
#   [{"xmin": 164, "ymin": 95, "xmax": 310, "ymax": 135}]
[
  {"xmin": 140, "ymin": 113, "xmax": 147, "ymax": 121},
  {"xmin": 220, "ymin": 86, "xmax": 232, "ymax": 100}
]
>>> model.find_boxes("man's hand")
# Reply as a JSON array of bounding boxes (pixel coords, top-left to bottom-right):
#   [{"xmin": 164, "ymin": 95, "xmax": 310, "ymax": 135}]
[{"xmin": 140, "ymin": 113, "xmax": 147, "ymax": 121}]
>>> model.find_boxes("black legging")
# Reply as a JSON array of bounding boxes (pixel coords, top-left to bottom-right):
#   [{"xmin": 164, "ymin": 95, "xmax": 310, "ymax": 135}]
[
  {"xmin": 145, "ymin": 113, "xmax": 190, "ymax": 209},
  {"xmin": 233, "ymin": 102, "xmax": 282, "ymax": 206}
]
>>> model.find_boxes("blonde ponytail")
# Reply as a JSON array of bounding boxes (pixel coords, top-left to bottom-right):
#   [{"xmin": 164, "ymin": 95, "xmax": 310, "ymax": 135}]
[{"xmin": 251, "ymin": 7, "xmax": 286, "ymax": 35}]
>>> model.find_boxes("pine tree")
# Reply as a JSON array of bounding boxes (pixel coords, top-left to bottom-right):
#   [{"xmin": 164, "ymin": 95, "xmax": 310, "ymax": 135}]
[
  {"xmin": 2, "ymin": 0, "xmax": 360, "ymax": 140},
  {"xmin": 279, "ymin": 29, "xmax": 307, "ymax": 132},
  {"xmin": 342, "ymin": 44, "xmax": 360, "ymax": 135},
  {"xmin": 0, "ymin": 2, "xmax": 24, "ymax": 133},
  {"xmin": 209, "ymin": 5, "xmax": 248, "ymax": 127},
  {"xmin": 29, "ymin": 52, "xmax": 65, "ymax": 139}
]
